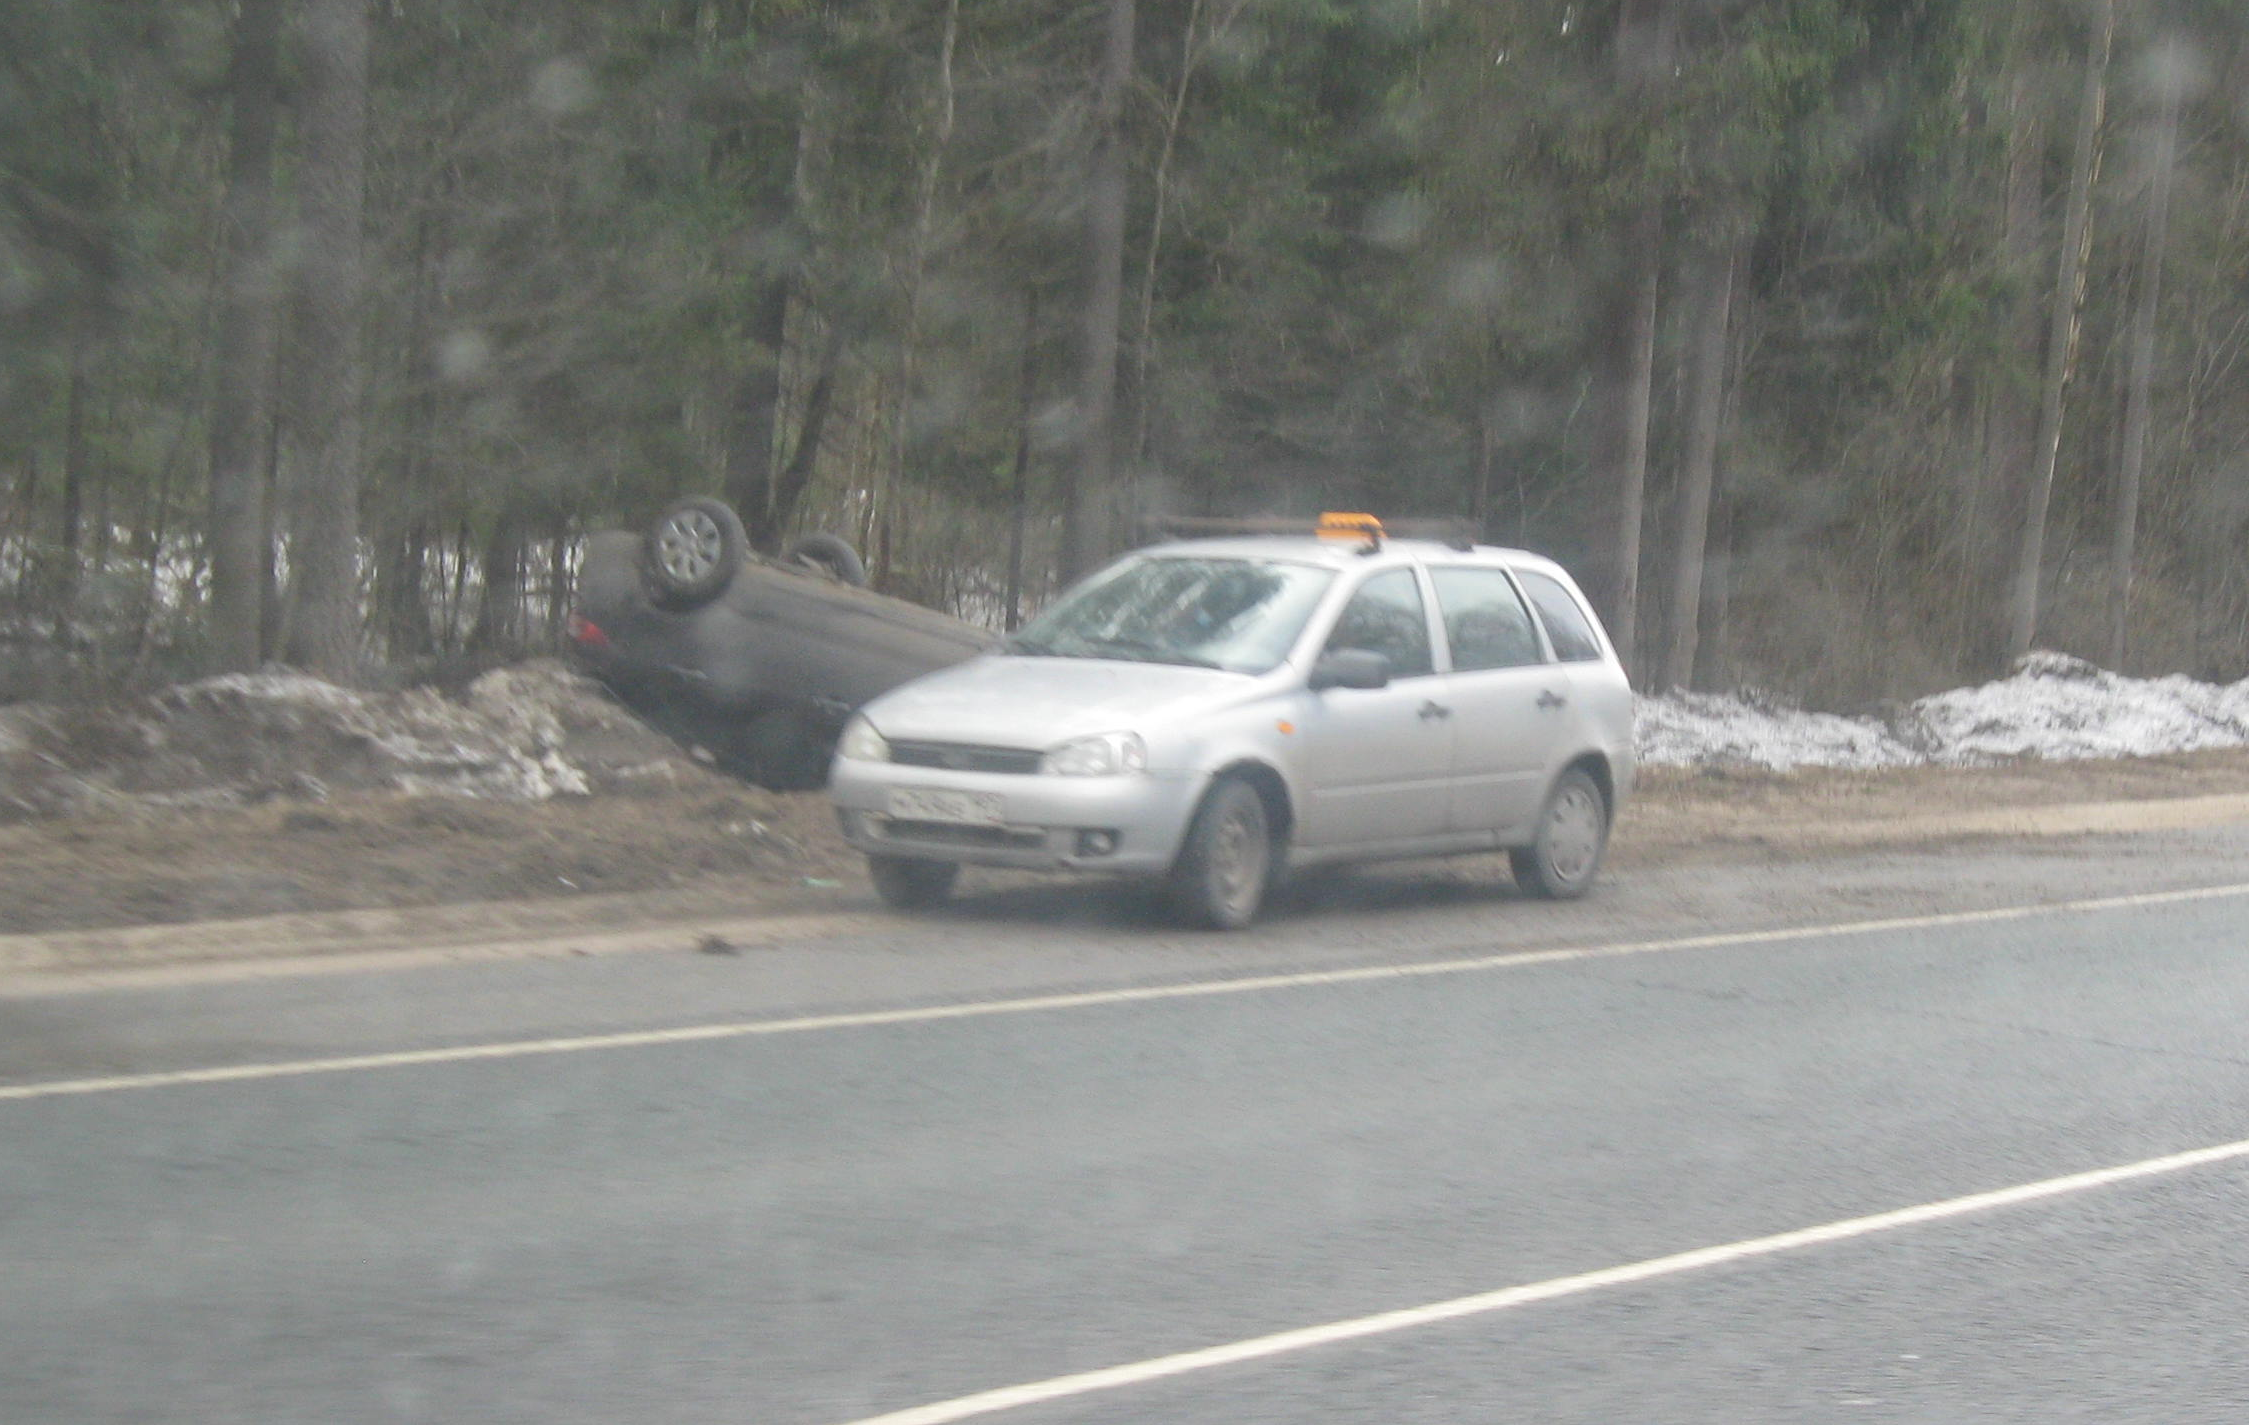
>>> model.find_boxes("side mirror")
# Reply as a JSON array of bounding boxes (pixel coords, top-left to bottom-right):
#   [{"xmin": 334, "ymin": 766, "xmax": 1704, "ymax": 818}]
[{"xmin": 1309, "ymin": 648, "xmax": 1391, "ymax": 691}]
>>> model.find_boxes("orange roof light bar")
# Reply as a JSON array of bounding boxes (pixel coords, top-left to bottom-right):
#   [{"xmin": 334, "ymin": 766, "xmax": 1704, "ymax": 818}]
[
  {"xmin": 1134, "ymin": 513, "xmax": 1475, "ymax": 550},
  {"xmin": 1315, "ymin": 512, "xmax": 1384, "ymax": 541}
]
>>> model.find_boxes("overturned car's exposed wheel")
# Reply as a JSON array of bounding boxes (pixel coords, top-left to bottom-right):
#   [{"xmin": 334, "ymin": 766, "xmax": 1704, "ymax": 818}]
[
  {"xmin": 867, "ymin": 854, "xmax": 959, "ymax": 910},
  {"xmin": 786, "ymin": 532, "xmax": 868, "ymax": 588},
  {"xmin": 643, "ymin": 496, "xmax": 746, "ymax": 609}
]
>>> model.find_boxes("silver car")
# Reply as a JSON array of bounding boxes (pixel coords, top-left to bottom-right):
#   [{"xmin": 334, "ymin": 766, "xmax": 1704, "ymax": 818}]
[{"xmin": 829, "ymin": 521, "xmax": 1636, "ymax": 928}]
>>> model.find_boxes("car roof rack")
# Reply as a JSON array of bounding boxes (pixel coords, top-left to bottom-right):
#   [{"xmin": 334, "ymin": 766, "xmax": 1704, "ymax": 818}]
[{"xmin": 1138, "ymin": 512, "xmax": 1480, "ymax": 554}]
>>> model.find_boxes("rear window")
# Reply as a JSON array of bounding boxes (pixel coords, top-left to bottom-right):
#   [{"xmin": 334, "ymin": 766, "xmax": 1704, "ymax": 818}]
[{"xmin": 1515, "ymin": 570, "xmax": 1605, "ymax": 662}]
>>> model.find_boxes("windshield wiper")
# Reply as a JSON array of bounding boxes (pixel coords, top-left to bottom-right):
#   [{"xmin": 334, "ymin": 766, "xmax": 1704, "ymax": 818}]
[
  {"xmin": 1004, "ymin": 635, "xmax": 1055, "ymax": 656},
  {"xmin": 1081, "ymin": 636, "xmax": 1221, "ymax": 669}
]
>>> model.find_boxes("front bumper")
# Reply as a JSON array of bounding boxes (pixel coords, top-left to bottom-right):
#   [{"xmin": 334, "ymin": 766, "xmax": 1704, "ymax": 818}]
[{"xmin": 830, "ymin": 758, "xmax": 1207, "ymax": 874}]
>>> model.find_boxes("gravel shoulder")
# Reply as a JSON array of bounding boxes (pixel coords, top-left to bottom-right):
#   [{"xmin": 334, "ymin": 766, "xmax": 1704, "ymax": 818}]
[{"xmin": 7, "ymin": 744, "xmax": 2249, "ymax": 959}]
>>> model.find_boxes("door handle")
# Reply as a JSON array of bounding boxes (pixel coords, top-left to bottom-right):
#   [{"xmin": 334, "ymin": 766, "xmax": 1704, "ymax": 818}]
[
  {"xmin": 1536, "ymin": 689, "xmax": 1567, "ymax": 710},
  {"xmin": 1418, "ymin": 700, "xmax": 1451, "ymax": 721}
]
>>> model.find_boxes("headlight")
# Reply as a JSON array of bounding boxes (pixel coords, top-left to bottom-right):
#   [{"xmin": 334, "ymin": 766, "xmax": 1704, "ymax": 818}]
[
  {"xmin": 837, "ymin": 714, "xmax": 890, "ymax": 763},
  {"xmin": 1043, "ymin": 731, "xmax": 1147, "ymax": 777}
]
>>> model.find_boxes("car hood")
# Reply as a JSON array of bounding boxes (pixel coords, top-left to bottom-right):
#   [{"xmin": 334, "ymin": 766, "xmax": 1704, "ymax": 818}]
[{"xmin": 860, "ymin": 655, "xmax": 1253, "ymax": 749}]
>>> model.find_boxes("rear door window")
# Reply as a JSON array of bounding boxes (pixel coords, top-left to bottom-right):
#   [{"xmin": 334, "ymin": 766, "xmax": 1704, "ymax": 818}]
[
  {"xmin": 1514, "ymin": 569, "xmax": 1605, "ymax": 662},
  {"xmin": 1429, "ymin": 567, "xmax": 1543, "ymax": 671}
]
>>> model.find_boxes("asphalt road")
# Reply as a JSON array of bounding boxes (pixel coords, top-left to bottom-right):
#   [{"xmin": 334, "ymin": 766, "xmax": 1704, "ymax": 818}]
[{"xmin": 7, "ymin": 827, "xmax": 2249, "ymax": 1423}]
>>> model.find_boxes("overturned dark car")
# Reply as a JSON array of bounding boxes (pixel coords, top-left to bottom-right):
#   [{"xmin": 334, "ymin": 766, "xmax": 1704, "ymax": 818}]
[{"xmin": 568, "ymin": 497, "xmax": 996, "ymax": 788}]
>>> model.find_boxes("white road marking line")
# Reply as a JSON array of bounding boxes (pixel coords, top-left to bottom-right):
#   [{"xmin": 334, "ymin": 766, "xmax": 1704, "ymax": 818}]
[
  {"xmin": 3, "ymin": 880, "xmax": 2246, "ymax": 1104},
  {"xmin": 830, "ymin": 1136, "xmax": 2249, "ymax": 1425}
]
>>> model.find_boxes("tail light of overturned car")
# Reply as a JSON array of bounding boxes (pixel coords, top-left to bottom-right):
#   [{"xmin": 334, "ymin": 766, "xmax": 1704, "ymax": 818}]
[{"xmin": 567, "ymin": 613, "xmax": 610, "ymax": 648}]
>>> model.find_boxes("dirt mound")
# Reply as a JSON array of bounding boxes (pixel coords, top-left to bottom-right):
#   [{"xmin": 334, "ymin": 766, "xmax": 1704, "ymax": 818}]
[
  {"xmin": 0, "ymin": 659, "xmax": 711, "ymax": 822},
  {"xmin": 0, "ymin": 659, "xmax": 861, "ymax": 934}
]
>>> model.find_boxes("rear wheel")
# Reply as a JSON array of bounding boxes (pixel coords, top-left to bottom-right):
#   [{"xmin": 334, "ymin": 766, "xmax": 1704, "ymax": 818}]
[
  {"xmin": 785, "ymin": 532, "xmax": 868, "ymax": 588},
  {"xmin": 867, "ymin": 854, "xmax": 959, "ymax": 910},
  {"xmin": 1509, "ymin": 766, "xmax": 1609, "ymax": 899},
  {"xmin": 1168, "ymin": 777, "xmax": 1273, "ymax": 930}
]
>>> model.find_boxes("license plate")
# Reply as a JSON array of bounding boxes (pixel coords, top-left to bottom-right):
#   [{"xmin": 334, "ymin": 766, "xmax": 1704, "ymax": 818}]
[{"xmin": 887, "ymin": 787, "xmax": 1006, "ymax": 826}]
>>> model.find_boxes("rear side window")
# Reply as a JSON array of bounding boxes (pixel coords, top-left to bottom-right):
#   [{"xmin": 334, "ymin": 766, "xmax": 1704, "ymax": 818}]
[
  {"xmin": 1515, "ymin": 569, "xmax": 1605, "ymax": 662},
  {"xmin": 1324, "ymin": 568, "xmax": 1434, "ymax": 678},
  {"xmin": 1429, "ymin": 567, "xmax": 1542, "ymax": 671}
]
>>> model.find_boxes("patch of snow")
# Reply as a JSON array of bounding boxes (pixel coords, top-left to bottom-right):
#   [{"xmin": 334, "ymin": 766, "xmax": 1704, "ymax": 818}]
[
  {"xmin": 1639, "ymin": 652, "xmax": 2249, "ymax": 772},
  {"xmin": 12, "ymin": 649, "xmax": 2249, "ymax": 818},
  {"xmin": 1635, "ymin": 690, "xmax": 1918, "ymax": 772},
  {"xmin": 0, "ymin": 658, "xmax": 693, "ymax": 819}
]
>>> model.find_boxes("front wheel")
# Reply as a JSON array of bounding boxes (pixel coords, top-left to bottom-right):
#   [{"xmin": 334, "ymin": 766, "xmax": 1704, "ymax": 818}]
[
  {"xmin": 867, "ymin": 854, "xmax": 959, "ymax": 910},
  {"xmin": 643, "ymin": 496, "xmax": 746, "ymax": 609},
  {"xmin": 1509, "ymin": 766, "xmax": 1609, "ymax": 900},
  {"xmin": 1168, "ymin": 777, "xmax": 1274, "ymax": 930}
]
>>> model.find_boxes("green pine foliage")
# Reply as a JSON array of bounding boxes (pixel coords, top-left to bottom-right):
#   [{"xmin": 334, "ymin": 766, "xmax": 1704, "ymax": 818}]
[{"xmin": 2, "ymin": 0, "xmax": 2247, "ymax": 698}]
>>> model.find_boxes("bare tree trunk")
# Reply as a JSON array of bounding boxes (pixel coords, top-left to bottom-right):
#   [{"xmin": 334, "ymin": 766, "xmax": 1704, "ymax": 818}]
[
  {"xmin": 546, "ymin": 517, "xmax": 571, "ymax": 646},
  {"xmin": 259, "ymin": 337, "xmax": 285, "ymax": 661},
  {"xmin": 719, "ymin": 54, "xmax": 810, "ymax": 552},
  {"xmin": 725, "ymin": 280, "xmax": 791, "ymax": 548},
  {"xmin": 1661, "ymin": 228, "xmax": 1739, "ymax": 691},
  {"xmin": 2107, "ymin": 57, "xmax": 2181, "ymax": 671},
  {"xmin": 1130, "ymin": 0, "xmax": 1203, "ymax": 471},
  {"xmin": 58, "ymin": 330, "xmax": 90, "ymax": 632},
  {"xmin": 2006, "ymin": 0, "xmax": 2113, "ymax": 664},
  {"xmin": 470, "ymin": 503, "xmax": 526, "ymax": 654},
  {"xmin": 1602, "ymin": 204, "xmax": 1661, "ymax": 672},
  {"xmin": 1693, "ymin": 293, "xmax": 1753, "ymax": 691},
  {"xmin": 282, "ymin": 0, "xmax": 372, "ymax": 680},
  {"xmin": 1064, "ymin": 0, "xmax": 1135, "ymax": 585},
  {"xmin": 91, "ymin": 426, "xmax": 115, "ymax": 588},
  {"xmin": 1976, "ymin": 60, "xmax": 2047, "ymax": 672},
  {"xmin": 379, "ymin": 521, "xmax": 432, "ymax": 662},
  {"xmin": 205, "ymin": 0, "xmax": 282, "ymax": 673},
  {"xmin": 1006, "ymin": 287, "xmax": 1039, "ymax": 631},
  {"xmin": 1470, "ymin": 403, "xmax": 1496, "ymax": 536},
  {"xmin": 1592, "ymin": 0, "xmax": 1675, "ymax": 674},
  {"xmin": 766, "ymin": 333, "xmax": 845, "ymax": 545},
  {"xmin": 445, "ymin": 518, "xmax": 472, "ymax": 655},
  {"xmin": 1131, "ymin": 0, "xmax": 1249, "ymax": 470},
  {"xmin": 882, "ymin": 0, "xmax": 960, "ymax": 571},
  {"xmin": 131, "ymin": 372, "xmax": 203, "ymax": 670},
  {"xmin": 378, "ymin": 209, "xmax": 441, "ymax": 662}
]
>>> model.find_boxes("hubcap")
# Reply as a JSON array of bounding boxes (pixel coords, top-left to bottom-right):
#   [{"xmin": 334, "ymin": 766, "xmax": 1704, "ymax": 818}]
[
  {"xmin": 655, "ymin": 510, "xmax": 723, "ymax": 583},
  {"xmin": 1544, "ymin": 783, "xmax": 1603, "ymax": 883},
  {"xmin": 1210, "ymin": 802, "xmax": 1267, "ymax": 915}
]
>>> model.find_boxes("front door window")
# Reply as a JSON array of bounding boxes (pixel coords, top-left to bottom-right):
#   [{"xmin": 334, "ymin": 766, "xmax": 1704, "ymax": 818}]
[{"xmin": 1292, "ymin": 568, "xmax": 1448, "ymax": 847}]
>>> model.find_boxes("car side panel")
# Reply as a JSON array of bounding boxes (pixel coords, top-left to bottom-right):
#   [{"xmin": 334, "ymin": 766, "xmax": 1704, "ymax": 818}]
[
  {"xmin": 1443, "ymin": 665, "xmax": 1573, "ymax": 836},
  {"xmin": 1285, "ymin": 681, "xmax": 1454, "ymax": 847}
]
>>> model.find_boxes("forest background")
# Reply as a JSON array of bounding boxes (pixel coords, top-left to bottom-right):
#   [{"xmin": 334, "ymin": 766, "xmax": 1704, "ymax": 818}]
[{"xmin": 4, "ymin": 0, "xmax": 2246, "ymax": 711}]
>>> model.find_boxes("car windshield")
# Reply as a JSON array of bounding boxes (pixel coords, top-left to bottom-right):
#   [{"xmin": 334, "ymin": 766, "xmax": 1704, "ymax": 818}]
[{"xmin": 1008, "ymin": 556, "xmax": 1335, "ymax": 674}]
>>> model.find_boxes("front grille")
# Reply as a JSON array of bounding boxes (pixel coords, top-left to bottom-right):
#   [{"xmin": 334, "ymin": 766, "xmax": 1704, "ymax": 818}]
[{"xmin": 889, "ymin": 740, "xmax": 1043, "ymax": 775}]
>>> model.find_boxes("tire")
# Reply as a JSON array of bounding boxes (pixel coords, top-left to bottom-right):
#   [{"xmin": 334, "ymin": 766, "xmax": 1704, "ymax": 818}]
[
  {"xmin": 867, "ymin": 854, "xmax": 959, "ymax": 910},
  {"xmin": 642, "ymin": 497, "xmax": 746, "ymax": 609},
  {"xmin": 1168, "ymin": 777, "xmax": 1274, "ymax": 930},
  {"xmin": 1509, "ymin": 766, "xmax": 1609, "ymax": 900},
  {"xmin": 785, "ymin": 532, "xmax": 868, "ymax": 588}
]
